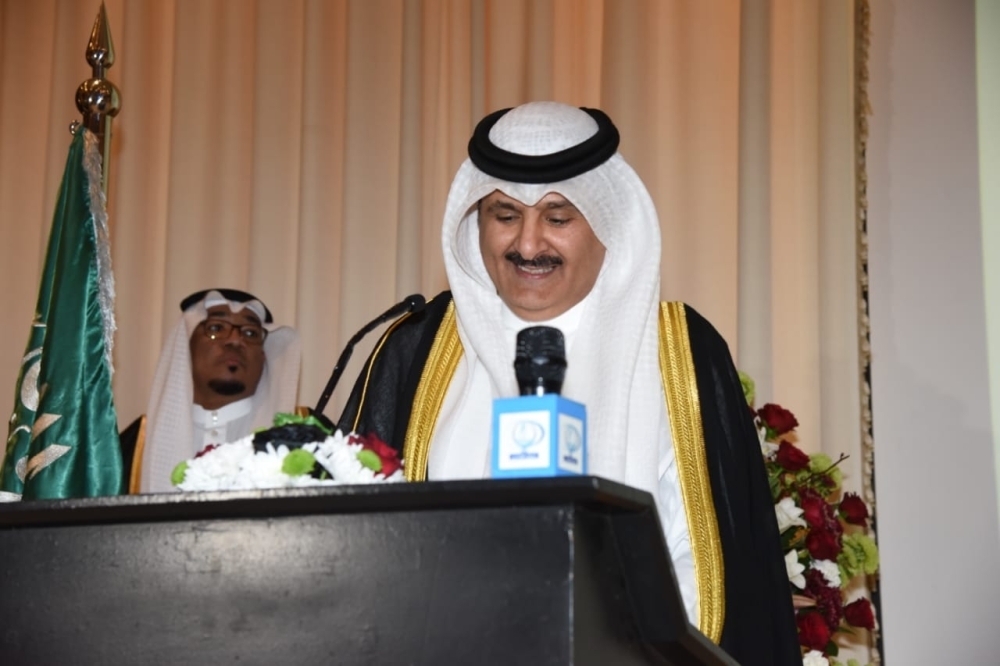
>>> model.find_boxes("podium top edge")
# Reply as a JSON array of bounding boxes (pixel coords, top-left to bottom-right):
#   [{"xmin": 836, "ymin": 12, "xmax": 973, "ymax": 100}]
[{"xmin": 0, "ymin": 476, "xmax": 655, "ymax": 528}]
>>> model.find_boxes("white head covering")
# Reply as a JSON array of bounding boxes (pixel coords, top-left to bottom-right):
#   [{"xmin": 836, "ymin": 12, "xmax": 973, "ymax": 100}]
[
  {"xmin": 442, "ymin": 101, "xmax": 665, "ymax": 496},
  {"xmin": 139, "ymin": 290, "xmax": 301, "ymax": 492}
]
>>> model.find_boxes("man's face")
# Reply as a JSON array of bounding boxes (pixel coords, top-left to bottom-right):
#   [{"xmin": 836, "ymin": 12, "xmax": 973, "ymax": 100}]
[
  {"xmin": 478, "ymin": 190, "xmax": 606, "ymax": 321},
  {"xmin": 189, "ymin": 305, "xmax": 266, "ymax": 410}
]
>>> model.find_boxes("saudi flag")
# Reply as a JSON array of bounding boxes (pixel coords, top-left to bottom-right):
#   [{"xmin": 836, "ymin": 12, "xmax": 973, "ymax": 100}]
[{"xmin": 0, "ymin": 128, "xmax": 122, "ymax": 500}]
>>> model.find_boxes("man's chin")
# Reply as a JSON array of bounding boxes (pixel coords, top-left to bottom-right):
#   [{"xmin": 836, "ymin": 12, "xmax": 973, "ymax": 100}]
[{"xmin": 207, "ymin": 379, "xmax": 247, "ymax": 397}]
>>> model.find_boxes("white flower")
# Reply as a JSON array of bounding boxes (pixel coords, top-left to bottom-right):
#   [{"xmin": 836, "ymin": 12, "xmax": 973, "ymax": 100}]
[
  {"xmin": 785, "ymin": 549, "xmax": 806, "ymax": 589},
  {"xmin": 802, "ymin": 650, "xmax": 829, "ymax": 666},
  {"xmin": 755, "ymin": 417, "xmax": 779, "ymax": 459},
  {"xmin": 811, "ymin": 559, "xmax": 842, "ymax": 588},
  {"xmin": 774, "ymin": 496, "xmax": 807, "ymax": 532},
  {"xmin": 174, "ymin": 429, "xmax": 404, "ymax": 492}
]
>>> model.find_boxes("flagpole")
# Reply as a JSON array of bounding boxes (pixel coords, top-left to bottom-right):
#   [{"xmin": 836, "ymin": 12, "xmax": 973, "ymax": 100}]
[{"xmin": 75, "ymin": 2, "xmax": 120, "ymax": 196}]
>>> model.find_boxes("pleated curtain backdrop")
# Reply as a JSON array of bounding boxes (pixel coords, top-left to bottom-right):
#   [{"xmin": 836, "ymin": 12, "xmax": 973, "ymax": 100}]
[{"xmin": 0, "ymin": 0, "xmax": 862, "ymax": 499}]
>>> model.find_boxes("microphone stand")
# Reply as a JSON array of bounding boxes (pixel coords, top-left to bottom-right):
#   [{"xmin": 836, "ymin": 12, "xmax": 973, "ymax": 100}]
[{"xmin": 312, "ymin": 294, "xmax": 426, "ymax": 417}]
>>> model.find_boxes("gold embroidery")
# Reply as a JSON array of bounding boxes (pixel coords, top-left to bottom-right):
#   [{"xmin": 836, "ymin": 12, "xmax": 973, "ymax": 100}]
[
  {"xmin": 395, "ymin": 298, "xmax": 725, "ymax": 639},
  {"xmin": 129, "ymin": 415, "xmax": 147, "ymax": 494},
  {"xmin": 403, "ymin": 302, "xmax": 462, "ymax": 481},
  {"xmin": 659, "ymin": 302, "xmax": 725, "ymax": 643}
]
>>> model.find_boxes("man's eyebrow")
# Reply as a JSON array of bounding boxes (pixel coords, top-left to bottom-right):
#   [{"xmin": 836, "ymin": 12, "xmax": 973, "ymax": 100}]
[
  {"xmin": 543, "ymin": 199, "xmax": 579, "ymax": 212},
  {"xmin": 485, "ymin": 199, "xmax": 520, "ymax": 213},
  {"xmin": 205, "ymin": 310, "xmax": 261, "ymax": 325}
]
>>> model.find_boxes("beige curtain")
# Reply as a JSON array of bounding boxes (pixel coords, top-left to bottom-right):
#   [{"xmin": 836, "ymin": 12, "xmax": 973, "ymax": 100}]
[{"xmin": 0, "ymin": 0, "xmax": 859, "ymax": 474}]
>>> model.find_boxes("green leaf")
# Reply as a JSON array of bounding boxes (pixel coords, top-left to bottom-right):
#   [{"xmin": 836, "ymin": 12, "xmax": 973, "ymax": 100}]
[{"xmin": 272, "ymin": 412, "xmax": 334, "ymax": 435}]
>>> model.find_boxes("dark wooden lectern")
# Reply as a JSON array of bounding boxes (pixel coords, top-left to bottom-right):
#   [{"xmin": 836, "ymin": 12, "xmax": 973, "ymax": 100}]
[{"xmin": 0, "ymin": 477, "xmax": 736, "ymax": 665}]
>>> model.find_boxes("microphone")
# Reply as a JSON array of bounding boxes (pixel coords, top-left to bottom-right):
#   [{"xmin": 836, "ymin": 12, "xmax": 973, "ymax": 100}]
[
  {"xmin": 313, "ymin": 294, "xmax": 426, "ymax": 416},
  {"xmin": 491, "ymin": 326, "xmax": 587, "ymax": 478},
  {"xmin": 514, "ymin": 326, "xmax": 567, "ymax": 396}
]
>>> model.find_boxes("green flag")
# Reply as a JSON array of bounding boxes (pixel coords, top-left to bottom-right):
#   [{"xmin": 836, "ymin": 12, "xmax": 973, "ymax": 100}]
[{"xmin": 0, "ymin": 128, "xmax": 122, "ymax": 500}]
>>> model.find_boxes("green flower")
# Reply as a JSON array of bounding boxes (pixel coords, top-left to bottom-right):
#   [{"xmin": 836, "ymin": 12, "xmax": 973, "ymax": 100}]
[
  {"xmin": 839, "ymin": 532, "xmax": 880, "ymax": 579},
  {"xmin": 356, "ymin": 449, "xmax": 383, "ymax": 473},
  {"xmin": 808, "ymin": 452, "xmax": 843, "ymax": 490},
  {"xmin": 281, "ymin": 449, "xmax": 317, "ymax": 476},
  {"xmin": 738, "ymin": 370, "xmax": 756, "ymax": 407},
  {"xmin": 170, "ymin": 461, "xmax": 189, "ymax": 486}
]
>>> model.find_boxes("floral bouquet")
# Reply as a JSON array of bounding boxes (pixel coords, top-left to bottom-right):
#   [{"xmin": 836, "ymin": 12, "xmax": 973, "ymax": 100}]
[
  {"xmin": 741, "ymin": 374, "xmax": 880, "ymax": 666},
  {"xmin": 171, "ymin": 413, "xmax": 404, "ymax": 492}
]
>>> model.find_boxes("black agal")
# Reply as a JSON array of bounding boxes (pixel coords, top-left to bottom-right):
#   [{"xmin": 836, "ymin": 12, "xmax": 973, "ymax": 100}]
[{"xmin": 468, "ymin": 107, "xmax": 620, "ymax": 184}]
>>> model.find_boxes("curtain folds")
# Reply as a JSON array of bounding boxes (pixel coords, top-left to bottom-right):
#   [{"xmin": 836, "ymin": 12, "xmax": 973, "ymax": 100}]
[{"xmin": 0, "ymin": 0, "xmax": 859, "ymax": 486}]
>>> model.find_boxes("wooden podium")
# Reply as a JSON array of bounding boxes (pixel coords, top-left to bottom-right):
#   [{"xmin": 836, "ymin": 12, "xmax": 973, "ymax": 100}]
[{"xmin": 0, "ymin": 477, "xmax": 736, "ymax": 665}]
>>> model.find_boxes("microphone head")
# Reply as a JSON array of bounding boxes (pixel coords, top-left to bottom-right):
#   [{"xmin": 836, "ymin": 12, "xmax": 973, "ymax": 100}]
[
  {"xmin": 514, "ymin": 326, "xmax": 567, "ymax": 395},
  {"xmin": 405, "ymin": 294, "xmax": 427, "ymax": 313}
]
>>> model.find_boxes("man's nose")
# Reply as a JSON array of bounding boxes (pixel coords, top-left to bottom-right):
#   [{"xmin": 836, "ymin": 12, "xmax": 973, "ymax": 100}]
[
  {"xmin": 513, "ymin": 214, "xmax": 545, "ymax": 257},
  {"xmin": 222, "ymin": 327, "xmax": 246, "ymax": 348}
]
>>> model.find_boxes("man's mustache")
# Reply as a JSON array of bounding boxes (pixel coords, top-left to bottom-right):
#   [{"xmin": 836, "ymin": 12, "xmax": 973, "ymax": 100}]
[{"xmin": 504, "ymin": 252, "xmax": 564, "ymax": 268}]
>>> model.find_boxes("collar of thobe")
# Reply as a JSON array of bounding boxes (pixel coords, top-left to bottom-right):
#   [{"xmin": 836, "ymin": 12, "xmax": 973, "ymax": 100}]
[{"xmin": 192, "ymin": 396, "xmax": 254, "ymax": 427}]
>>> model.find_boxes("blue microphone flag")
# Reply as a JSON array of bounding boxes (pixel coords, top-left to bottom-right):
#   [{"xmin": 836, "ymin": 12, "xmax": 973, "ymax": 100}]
[{"xmin": 490, "ymin": 394, "xmax": 586, "ymax": 478}]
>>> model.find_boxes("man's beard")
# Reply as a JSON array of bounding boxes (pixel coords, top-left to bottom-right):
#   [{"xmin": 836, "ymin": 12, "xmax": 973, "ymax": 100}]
[
  {"xmin": 504, "ymin": 251, "xmax": 563, "ymax": 268},
  {"xmin": 208, "ymin": 379, "xmax": 247, "ymax": 396}
]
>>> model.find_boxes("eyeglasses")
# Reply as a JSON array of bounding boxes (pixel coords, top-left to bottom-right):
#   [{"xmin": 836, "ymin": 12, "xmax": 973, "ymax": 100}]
[{"xmin": 200, "ymin": 320, "xmax": 268, "ymax": 345}]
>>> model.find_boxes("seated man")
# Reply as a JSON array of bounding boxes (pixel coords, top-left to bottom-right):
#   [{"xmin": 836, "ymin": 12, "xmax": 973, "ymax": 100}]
[
  {"xmin": 121, "ymin": 289, "xmax": 301, "ymax": 493},
  {"xmin": 338, "ymin": 102, "xmax": 800, "ymax": 664}
]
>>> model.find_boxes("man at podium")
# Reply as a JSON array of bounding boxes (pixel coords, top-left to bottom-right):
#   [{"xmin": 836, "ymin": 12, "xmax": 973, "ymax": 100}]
[{"xmin": 338, "ymin": 102, "xmax": 801, "ymax": 665}]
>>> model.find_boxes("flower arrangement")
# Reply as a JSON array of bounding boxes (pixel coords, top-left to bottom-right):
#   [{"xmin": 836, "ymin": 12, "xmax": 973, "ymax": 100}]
[
  {"xmin": 171, "ymin": 413, "xmax": 404, "ymax": 491},
  {"xmin": 741, "ymin": 373, "xmax": 879, "ymax": 666}
]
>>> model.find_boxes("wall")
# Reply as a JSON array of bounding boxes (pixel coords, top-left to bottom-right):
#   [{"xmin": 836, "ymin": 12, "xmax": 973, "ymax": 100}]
[{"xmin": 868, "ymin": 0, "xmax": 1000, "ymax": 662}]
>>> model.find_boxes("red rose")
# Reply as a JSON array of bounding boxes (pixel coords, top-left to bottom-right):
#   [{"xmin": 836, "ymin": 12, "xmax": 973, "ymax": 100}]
[
  {"xmin": 839, "ymin": 492, "xmax": 870, "ymax": 525},
  {"xmin": 844, "ymin": 598, "xmax": 875, "ymax": 630},
  {"xmin": 796, "ymin": 611, "xmax": 831, "ymax": 651},
  {"xmin": 757, "ymin": 403, "xmax": 799, "ymax": 436},
  {"xmin": 806, "ymin": 528, "xmax": 841, "ymax": 561},
  {"xmin": 799, "ymin": 489, "xmax": 827, "ymax": 529},
  {"xmin": 775, "ymin": 441, "xmax": 810, "ymax": 471},
  {"xmin": 357, "ymin": 434, "xmax": 402, "ymax": 478}
]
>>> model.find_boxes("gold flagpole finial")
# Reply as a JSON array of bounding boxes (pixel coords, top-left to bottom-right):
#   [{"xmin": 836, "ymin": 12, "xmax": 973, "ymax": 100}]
[{"xmin": 75, "ymin": 2, "xmax": 121, "ymax": 194}]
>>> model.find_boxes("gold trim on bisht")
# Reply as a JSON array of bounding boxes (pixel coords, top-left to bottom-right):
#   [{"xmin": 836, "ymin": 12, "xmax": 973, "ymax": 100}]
[
  {"xmin": 403, "ymin": 302, "xmax": 462, "ymax": 481},
  {"xmin": 659, "ymin": 302, "xmax": 725, "ymax": 644},
  {"xmin": 128, "ymin": 415, "xmax": 147, "ymax": 495}
]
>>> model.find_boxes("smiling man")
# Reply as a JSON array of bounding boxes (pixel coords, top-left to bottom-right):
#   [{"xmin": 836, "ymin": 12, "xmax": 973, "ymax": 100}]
[
  {"xmin": 337, "ymin": 102, "xmax": 800, "ymax": 664},
  {"xmin": 121, "ymin": 289, "xmax": 301, "ymax": 493}
]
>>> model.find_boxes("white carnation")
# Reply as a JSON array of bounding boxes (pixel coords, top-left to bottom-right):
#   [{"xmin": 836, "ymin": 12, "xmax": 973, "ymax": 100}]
[
  {"xmin": 802, "ymin": 650, "xmax": 829, "ymax": 666},
  {"xmin": 811, "ymin": 559, "xmax": 842, "ymax": 588}
]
